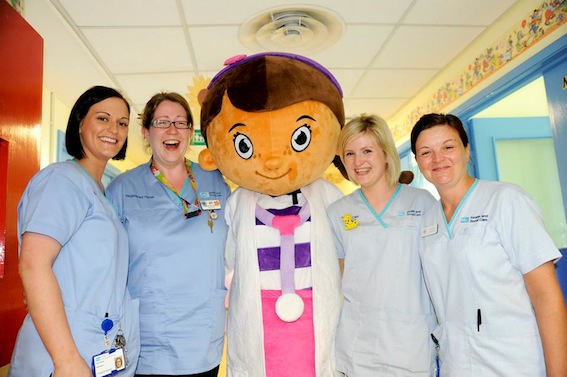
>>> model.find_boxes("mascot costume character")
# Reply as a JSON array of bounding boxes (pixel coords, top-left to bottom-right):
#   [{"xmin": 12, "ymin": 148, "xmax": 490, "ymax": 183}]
[{"xmin": 198, "ymin": 52, "xmax": 344, "ymax": 377}]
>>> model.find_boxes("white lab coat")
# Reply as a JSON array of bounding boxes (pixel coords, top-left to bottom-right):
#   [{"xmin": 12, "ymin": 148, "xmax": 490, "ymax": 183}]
[{"xmin": 224, "ymin": 179, "xmax": 343, "ymax": 377}]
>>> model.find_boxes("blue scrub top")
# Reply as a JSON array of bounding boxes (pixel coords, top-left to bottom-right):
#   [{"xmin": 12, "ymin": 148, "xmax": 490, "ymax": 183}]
[
  {"xmin": 106, "ymin": 161, "xmax": 230, "ymax": 375},
  {"xmin": 327, "ymin": 184, "xmax": 437, "ymax": 375},
  {"xmin": 9, "ymin": 161, "xmax": 140, "ymax": 377},
  {"xmin": 420, "ymin": 180, "xmax": 561, "ymax": 376}
]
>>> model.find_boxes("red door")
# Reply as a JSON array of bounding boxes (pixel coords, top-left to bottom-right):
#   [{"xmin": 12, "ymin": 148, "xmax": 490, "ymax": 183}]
[{"xmin": 0, "ymin": 0, "xmax": 43, "ymax": 365}]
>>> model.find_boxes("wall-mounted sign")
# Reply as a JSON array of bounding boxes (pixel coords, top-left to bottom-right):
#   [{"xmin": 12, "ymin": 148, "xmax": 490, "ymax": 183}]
[{"xmin": 191, "ymin": 129, "xmax": 206, "ymax": 146}]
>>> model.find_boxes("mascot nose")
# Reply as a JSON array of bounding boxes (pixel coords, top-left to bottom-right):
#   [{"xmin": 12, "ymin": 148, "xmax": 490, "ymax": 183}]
[{"xmin": 264, "ymin": 156, "xmax": 283, "ymax": 170}]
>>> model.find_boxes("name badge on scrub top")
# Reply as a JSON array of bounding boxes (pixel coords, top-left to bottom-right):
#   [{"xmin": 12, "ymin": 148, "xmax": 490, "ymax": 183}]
[
  {"xmin": 91, "ymin": 348, "xmax": 125, "ymax": 377},
  {"xmin": 200, "ymin": 199, "xmax": 222, "ymax": 211},
  {"xmin": 421, "ymin": 223, "xmax": 438, "ymax": 237}
]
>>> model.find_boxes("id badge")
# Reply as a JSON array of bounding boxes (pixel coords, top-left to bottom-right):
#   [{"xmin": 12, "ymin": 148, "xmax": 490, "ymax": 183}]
[
  {"xmin": 91, "ymin": 348, "xmax": 125, "ymax": 377},
  {"xmin": 200, "ymin": 199, "xmax": 221, "ymax": 211},
  {"xmin": 421, "ymin": 224, "xmax": 438, "ymax": 237}
]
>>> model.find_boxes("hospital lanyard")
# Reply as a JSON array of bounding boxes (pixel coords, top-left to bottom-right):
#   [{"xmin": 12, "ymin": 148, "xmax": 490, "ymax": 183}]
[{"xmin": 149, "ymin": 158, "xmax": 202, "ymax": 219}]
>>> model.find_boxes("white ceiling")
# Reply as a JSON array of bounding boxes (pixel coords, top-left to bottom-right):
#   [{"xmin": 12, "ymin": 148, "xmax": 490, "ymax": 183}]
[{"xmin": 23, "ymin": 0, "xmax": 519, "ymax": 167}]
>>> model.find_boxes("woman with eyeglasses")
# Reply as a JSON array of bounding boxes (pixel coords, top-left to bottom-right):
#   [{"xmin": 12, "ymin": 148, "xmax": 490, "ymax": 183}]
[{"xmin": 106, "ymin": 92, "xmax": 230, "ymax": 377}]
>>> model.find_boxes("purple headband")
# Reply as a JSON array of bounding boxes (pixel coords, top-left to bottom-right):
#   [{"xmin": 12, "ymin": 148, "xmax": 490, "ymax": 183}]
[{"xmin": 207, "ymin": 52, "xmax": 343, "ymax": 97}]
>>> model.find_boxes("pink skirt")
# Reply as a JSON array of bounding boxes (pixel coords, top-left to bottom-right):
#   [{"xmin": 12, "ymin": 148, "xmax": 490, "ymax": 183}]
[{"xmin": 261, "ymin": 289, "xmax": 315, "ymax": 377}]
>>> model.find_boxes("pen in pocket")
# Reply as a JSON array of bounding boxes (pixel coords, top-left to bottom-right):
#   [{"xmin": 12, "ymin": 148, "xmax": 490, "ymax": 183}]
[
  {"xmin": 431, "ymin": 333, "xmax": 440, "ymax": 377},
  {"xmin": 477, "ymin": 308, "xmax": 482, "ymax": 332}
]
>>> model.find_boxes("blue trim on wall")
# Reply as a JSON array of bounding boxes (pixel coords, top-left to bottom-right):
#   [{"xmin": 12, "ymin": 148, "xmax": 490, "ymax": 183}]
[
  {"xmin": 543, "ymin": 54, "xmax": 567, "ymax": 223},
  {"xmin": 556, "ymin": 249, "xmax": 567, "ymax": 301},
  {"xmin": 452, "ymin": 34, "xmax": 567, "ymax": 121},
  {"xmin": 398, "ymin": 140, "xmax": 411, "ymax": 159}
]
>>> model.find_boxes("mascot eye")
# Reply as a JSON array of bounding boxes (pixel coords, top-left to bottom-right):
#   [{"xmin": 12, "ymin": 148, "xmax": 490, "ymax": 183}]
[
  {"xmin": 291, "ymin": 125, "xmax": 312, "ymax": 152},
  {"xmin": 233, "ymin": 132, "xmax": 253, "ymax": 160}
]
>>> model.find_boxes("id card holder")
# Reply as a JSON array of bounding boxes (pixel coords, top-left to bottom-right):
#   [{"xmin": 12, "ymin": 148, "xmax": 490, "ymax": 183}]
[
  {"xmin": 91, "ymin": 348, "xmax": 125, "ymax": 377},
  {"xmin": 185, "ymin": 203, "xmax": 202, "ymax": 219},
  {"xmin": 421, "ymin": 224, "xmax": 438, "ymax": 237},
  {"xmin": 200, "ymin": 198, "xmax": 222, "ymax": 211}
]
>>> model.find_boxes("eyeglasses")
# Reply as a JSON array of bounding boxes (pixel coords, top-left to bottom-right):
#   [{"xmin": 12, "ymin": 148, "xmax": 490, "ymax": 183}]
[{"xmin": 151, "ymin": 118, "xmax": 191, "ymax": 129}]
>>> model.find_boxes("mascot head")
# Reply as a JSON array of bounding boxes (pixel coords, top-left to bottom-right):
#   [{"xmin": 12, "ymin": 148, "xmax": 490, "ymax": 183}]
[{"xmin": 198, "ymin": 52, "xmax": 345, "ymax": 196}]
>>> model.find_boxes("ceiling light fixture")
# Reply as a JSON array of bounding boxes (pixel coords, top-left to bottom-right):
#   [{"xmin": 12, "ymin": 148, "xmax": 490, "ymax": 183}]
[{"xmin": 239, "ymin": 6, "xmax": 345, "ymax": 54}]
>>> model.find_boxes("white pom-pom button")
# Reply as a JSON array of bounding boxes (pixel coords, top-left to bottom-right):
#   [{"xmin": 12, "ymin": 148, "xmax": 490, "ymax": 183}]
[{"xmin": 275, "ymin": 293, "xmax": 304, "ymax": 322}]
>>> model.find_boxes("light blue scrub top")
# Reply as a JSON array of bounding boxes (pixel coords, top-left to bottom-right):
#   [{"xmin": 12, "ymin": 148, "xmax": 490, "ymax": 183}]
[
  {"xmin": 327, "ymin": 184, "xmax": 437, "ymax": 376},
  {"xmin": 419, "ymin": 179, "xmax": 561, "ymax": 376},
  {"xmin": 9, "ymin": 161, "xmax": 140, "ymax": 377},
  {"xmin": 106, "ymin": 161, "xmax": 230, "ymax": 375}
]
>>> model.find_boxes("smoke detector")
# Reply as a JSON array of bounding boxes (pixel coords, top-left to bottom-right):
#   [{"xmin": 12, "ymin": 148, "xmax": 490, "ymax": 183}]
[{"xmin": 238, "ymin": 6, "xmax": 345, "ymax": 54}]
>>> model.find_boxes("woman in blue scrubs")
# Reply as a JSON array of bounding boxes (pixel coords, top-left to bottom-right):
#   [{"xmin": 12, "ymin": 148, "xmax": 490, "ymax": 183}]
[
  {"xmin": 411, "ymin": 113, "xmax": 567, "ymax": 376},
  {"xmin": 106, "ymin": 92, "xmax": 230, "ymax": 377},
  {"xmin": 9, "ymin": 86, "xmax": 140, "ymax": 377},
  {"xmin": 327, "ymin": 114, "xmax": 437, "ymax": 376}
]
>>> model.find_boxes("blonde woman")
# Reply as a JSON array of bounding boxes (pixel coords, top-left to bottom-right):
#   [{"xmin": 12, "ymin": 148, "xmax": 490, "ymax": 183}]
[{"xmin": 327, "ymin": 114, "xmax": 437, "ymax": 376}]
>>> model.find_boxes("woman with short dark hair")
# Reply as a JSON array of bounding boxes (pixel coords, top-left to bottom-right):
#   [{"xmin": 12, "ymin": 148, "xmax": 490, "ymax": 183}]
[
  {"xmin": 411, "ymin": 112, "xmax": 567, "ymax": 376},
  {"xmin": 9, "ymin": 86, "xmax": 140, "ymax": 377}
]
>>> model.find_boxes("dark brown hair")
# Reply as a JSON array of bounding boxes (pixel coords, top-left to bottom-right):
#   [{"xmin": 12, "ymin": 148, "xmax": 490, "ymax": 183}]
[
  {"xmin": 410, "ymin": 113, "xmax": 469, "ymax": 154},
  {"xmin": 66, "ymin": 85, "xmax": 129, "ymax": 160}
]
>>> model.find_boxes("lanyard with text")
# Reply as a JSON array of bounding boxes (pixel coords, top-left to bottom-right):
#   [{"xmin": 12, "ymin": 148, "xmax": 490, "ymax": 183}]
[{"xmin": 150, "ymin": 158, "xmax": 202, "ymax": 219}]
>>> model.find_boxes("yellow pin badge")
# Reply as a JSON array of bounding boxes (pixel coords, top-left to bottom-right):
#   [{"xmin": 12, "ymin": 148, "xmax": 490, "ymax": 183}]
[{"xmin": 342, "ymin": 213, "xmax": 359, "ymax": 231}]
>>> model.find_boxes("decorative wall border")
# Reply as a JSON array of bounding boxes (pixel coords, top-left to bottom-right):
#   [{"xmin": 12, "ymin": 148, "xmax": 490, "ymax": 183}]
[{"xmin": 391, "ymin": 0, "xmax": 567, "ymax": 141}]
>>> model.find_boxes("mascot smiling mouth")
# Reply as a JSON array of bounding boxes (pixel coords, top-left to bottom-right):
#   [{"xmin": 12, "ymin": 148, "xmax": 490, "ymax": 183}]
[{"xmin": 255, "ymin": 169, "xmax": 291, "ymax": 179}]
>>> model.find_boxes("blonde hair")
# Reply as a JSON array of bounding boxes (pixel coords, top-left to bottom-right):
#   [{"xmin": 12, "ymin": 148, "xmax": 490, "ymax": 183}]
[{"xmin": 338, "ymin": 114, "xmax": 401, "ymax": 186}]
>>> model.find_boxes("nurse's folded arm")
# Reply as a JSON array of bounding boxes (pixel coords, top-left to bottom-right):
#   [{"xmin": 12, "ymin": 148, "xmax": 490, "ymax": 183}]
[{"xmin": 19, "ymin": 232, "xmax": 92, "ymax": 377}]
